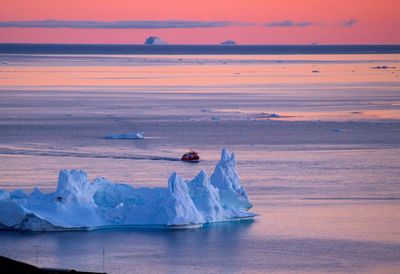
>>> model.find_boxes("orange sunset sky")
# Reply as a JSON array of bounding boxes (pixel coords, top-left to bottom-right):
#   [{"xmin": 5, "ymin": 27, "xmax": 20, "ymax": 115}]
[{"xmin": 0, "ymin": 0, "xmax": 399, "ymax": 44}]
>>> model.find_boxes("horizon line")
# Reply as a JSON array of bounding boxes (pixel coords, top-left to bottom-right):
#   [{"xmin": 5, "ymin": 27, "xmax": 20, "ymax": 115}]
[{"xmin": 1, "ymin": 43, "xmax": 399, "ymax": 46}]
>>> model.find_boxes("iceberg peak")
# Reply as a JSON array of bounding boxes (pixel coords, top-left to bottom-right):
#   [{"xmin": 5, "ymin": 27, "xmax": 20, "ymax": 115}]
[
  {"xmin": 220, "ymin": 148, "xmax": 231, "ymax": 162},
  {"xmin": 55, "ymin": 169, "xmax": 96, "ymax": 206},
  {"xmin": 196, "ymin": 169, "xmax": 208, "ymax": 184},
  {"xmin": 211, "ymin": 149, "xmax": 251, "ymax": 210},
  {"xmin": 190, "ymin": 169, "xmax": 209, "ymax": 188},
  {"xmin": 57, "ymin": 169, "xmax": 88, "ymax": 192},
  {"xmin": 168, "ymin": 172, "xmax": 186, "ymax": 195}
]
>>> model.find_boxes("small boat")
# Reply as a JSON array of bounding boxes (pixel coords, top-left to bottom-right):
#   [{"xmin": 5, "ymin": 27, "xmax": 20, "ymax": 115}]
[{"xmin": 181, "ymin": 150, "xmax": 200, "ymax": 162}]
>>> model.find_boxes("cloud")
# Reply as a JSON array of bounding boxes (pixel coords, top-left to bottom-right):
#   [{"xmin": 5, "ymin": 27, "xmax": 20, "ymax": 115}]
[
  {"xmin": 0, "ymin": 20, "xmax": 238, "ymax": 29},
  {"xmin": 265, "ymin": 19, "xmax": 358, "ymax": 28},
  {"xmin": 0, "ymin": 19, "xmax": 359, "ymax": 30},
  {"xmin": 341, "ymin": 19, "xmax": 357, "ymax": 28},
  {"xmin": 265, "ymin": 20, "xmax": 317, "ymax": 28}
]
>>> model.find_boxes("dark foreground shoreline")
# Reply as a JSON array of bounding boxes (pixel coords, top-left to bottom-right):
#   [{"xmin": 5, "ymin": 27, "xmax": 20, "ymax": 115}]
[{"xmin": 0, "ymin": 255, "xmax": 106, "ymax": 274}]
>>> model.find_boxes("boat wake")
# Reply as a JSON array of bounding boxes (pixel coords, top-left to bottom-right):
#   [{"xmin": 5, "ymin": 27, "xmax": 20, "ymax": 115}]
[{"xmin": 0, "ymin": 148, "xmax": 181, "ymax": 162}]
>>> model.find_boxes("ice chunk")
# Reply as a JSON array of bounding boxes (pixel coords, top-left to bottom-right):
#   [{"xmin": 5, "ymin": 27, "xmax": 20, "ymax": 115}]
[
  {"xmin": 105, "ymin": 132, "xmax": 144, "ymax": 139},
  {"xmin": 220, "ymin": 40, "xmax": 237, "ymax": 45},
  {"xmin": 371, "ymin": 65, "xmax": 396, "ymax": 69},
  {"xmin": 0, "ymin": 149, "xmax": 255, "ymax": 231},
  {"xmin": 144, "ymin": 36, "xmax": 168, "ymax": 45},
  {"xmin": 253, "ymin": 113, "xmax": 280, "ymax": 119}
]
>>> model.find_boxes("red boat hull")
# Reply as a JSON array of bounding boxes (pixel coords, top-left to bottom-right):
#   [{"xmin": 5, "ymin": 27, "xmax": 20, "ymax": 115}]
[{"xmin": 181, "ymin": 151, "xmax": 200, "ymax": 162}]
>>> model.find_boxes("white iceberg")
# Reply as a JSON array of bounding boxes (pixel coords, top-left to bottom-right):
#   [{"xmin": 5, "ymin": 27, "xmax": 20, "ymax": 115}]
[
  {"xmin": 252, "ymin": 113, "xmax": 280, "ymax": 119},
  {"xmin": 0, "ymin": 149, "xmax": 255, "ymax": 231},
  {"xmin": 220, "ymin": 40, "xmax": 237, "ymax": 45},
  {"xmin": 144, "ymin": 36, "xmax": 168, "ymax": 45},
  {"xmin": 105, "ymin": 132, "xmax": 144, "ymax": 139}
]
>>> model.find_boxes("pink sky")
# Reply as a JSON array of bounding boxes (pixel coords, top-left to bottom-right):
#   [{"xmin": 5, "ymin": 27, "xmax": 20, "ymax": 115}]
[{"xmin": 0, "ymin": 0, "xmax": 399, "ymax": 44}]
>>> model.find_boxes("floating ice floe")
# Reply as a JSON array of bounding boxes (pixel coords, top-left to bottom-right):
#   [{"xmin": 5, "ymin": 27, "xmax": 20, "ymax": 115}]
[
  {"xmin": 0, "ymin": 149, "xmax": 255, "ymax": 231},
  {"xmin": 253, "ymin": 113, "xmax": 280, "ymax": 119},
  {"xmin": 220, "ymin": 40, "xmax": 237, "ymax": 45},
  {"xmin": 105, "ymin": 132, "xmax": 144, "ymax": 139},
  {"xmin": 144, "ymin": 36, "xmax": 168, "ymax": 45},
  {"xmin": 371, "ymin": 65, "xmax": 396, "ymax": 70}
]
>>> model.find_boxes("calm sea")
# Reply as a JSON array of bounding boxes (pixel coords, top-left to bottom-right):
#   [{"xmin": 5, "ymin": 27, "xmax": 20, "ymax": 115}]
[{"xmin": 0, "ymin": 46, "xmax": 399, "ymax": 273}]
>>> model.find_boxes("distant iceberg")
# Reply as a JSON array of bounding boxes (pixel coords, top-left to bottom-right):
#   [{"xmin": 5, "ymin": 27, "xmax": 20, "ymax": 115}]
[
  {"xmin": 105, "ymin": 132, "xmax": 144, "ymax": 139},
  {"xmin": 220, "ymin": 40, "xmax": 237, "ymax": 45},
  {"xmin": 0, "ymin": 149, "xmax": 255, "ymax": 231},
  {"xmin": 252, "ymin": 113, "xmax": 280, "ymax": 119},
  {"xmin": 144, "ymin": 36, "xmax": 168, "ymax": 45}
]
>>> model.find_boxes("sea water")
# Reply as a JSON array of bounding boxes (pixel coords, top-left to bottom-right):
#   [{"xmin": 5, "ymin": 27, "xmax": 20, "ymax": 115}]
[{"xmin": 0, "ymin": 48, "xmax": 399, "ymax": 273}]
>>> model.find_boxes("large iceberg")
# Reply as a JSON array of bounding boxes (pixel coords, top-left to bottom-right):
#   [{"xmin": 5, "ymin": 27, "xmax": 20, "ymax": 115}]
[
  {"xmin": 0, "ymin": 149, "xmax": 255, "ymax": 231},
  {"xmin": 105, "ymin": 132, "xmax": 144, "ymax": 139},
  {"xmin": 144, "ymin": 36, "xmax": 168, "ymax": 45},
  {"xmin": 220, "ymin": 40, "xmax": 237, "ymax": 45}
]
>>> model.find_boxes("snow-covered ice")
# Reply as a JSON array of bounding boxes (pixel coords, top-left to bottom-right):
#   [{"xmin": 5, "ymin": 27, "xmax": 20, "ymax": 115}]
[
  {"xmin": 0, "ymin": 149, "xmax": 254, "ymax": 231},
  {"xmin": 105, "ymin": 132, "xmax": 144, "ymax": 139}
]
